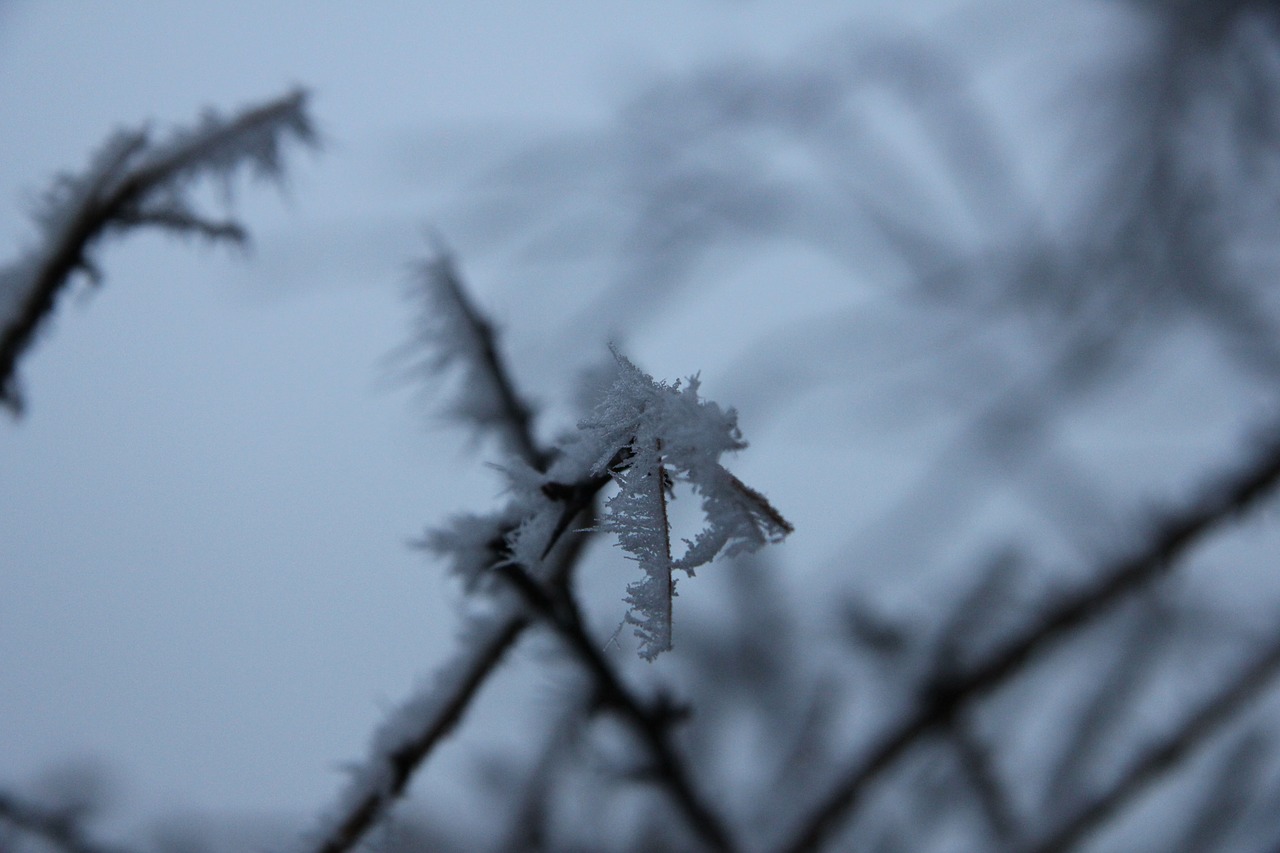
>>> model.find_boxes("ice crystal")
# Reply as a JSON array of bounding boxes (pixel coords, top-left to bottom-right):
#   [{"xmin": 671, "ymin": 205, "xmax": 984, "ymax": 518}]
[{"xmin": 580, "ymin": 350, "xmax": 792, "ymax": 659}]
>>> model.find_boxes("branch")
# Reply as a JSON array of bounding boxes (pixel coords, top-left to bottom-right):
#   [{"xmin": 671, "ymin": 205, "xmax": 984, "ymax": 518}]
[
  {"xmin": 312, "ymin": 613, "xmax": 524, "ymax": 853},
  {"xmin": 494, "ymin": 699, "xmax": 587, "ymax": 853},
  {"xmin": 1168, "ymin": 731, "xmax": 1269, "ymax": 853},
  {"xmin": 1041, "ymin": 599, "xmax": 1168, "ymax": 814},
  {"xmin": 305, "ymin": 481, "xmax": 602, "ymax": 853},
  {"xmin": 407, "ymin": 251, "xmax": 548, "ymax": 470},
  {"xmin": 1025, "ymin": 632, "xmax": 1280, "ymax": 853},
  {"xmin": 948, "ymin": 718, "xmax": 1021, "ymax": 846},
  {"xmin": 0, "ymin": 88, "xmax": 315, "ymax": 413},
  {"xmin": 497, "ymin": 562, "xmax": 737, "ymax": 853},
  {"xmin": 308, "ymin": 252, "xmax": 590, "ymax": 853},
  {"xmin": 0, "ymin": 789, "xmax": 131, "ymax": 853},
  {"xmin": 775, "ymin": 428, "xmax": 1280, "ymax": 853},
  {"xmin": 315, "ymin": 290, "xmax": 784, "ymax": 850}
]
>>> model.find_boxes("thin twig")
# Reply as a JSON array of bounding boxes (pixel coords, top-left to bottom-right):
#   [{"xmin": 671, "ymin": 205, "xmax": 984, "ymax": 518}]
[
  {"xmin": 1168, "ymin": 732, "xmax": 1269, "ymax": 853},
  {"xmin": 775, "ymin": 429, "xmax": 1280, "ymax": 853},
  {"xmin": 0, "ymin": 89, "xmax": 313, "ymax": 412},
  {"xmin": 309, "ymin": 482, "xmax": 603, "ymax": 853},
  {"xmin": 498, "ymin": 562, "xmax": 738, "ymax": 853},
  {"xmin": 948, "ymin": 718, "xmax": 1020, "ymax": 846},
  {"xmin": 1042, "ymin": 599, "xmax": 1168, "ymax": 814},
  {"xmin": 495, "ymin": 699, "xmax": 587, "ymax": 853},
  {"xmin": 0, "ymin": 789, "xmax": 131, "ymax": 853}
]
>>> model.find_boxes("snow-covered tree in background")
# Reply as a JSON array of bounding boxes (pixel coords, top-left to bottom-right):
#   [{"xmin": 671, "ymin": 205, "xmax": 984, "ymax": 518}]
[{"xmin": 9, "ymin": 2, "xmax": 1280, "ymax": 851}]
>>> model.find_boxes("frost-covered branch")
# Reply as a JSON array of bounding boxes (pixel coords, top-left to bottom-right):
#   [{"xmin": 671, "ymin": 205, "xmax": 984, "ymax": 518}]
[
  {"xmin": 497, "ymin": 561, "xmax": 737, "ymax": 852},
  {"xmin": 0, "ymin": 88, "xmax": 315, "ymax": 413},
  {"xmin": 305, "ymin": 481, "xmax": 601, "ymax": 853},
  {"xmin": 308, "ymin": 233, "xmax": 788, "ymax": 850},
  {"xmin": 308, "ymin": 256, "xmax": 582, "ymax": 853},
  {"xmin": 308, "ymin": 333, "xmax": 788, "ymax": 851},
  {"xmin": 306, "ymin": 609, "xmax": 527, "ymax": 853},
  {"xmin": 405, "ymin": 251, "xmax": 548, "ymax": 469},
  {"xmin": 777, "ymin": 426, "xmax": 1280, "ymax": 853}
]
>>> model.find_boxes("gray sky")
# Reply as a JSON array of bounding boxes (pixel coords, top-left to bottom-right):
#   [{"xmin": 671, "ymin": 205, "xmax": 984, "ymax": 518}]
[
  {"xmin": 12, "ymin": 2, "xmax": 1268, "ymax": 849},
  {"xmin": 0, "ymin": 0, "xmax": 933, "ymax": 839}
]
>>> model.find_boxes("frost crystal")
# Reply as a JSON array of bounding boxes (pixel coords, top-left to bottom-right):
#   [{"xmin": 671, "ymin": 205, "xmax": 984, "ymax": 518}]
[
  {"xmin": 421, "ymin": 512, "xmax": 511, "ymax": 592},
  {"xmin": 580, "ymin": 350, "xmax": 792, "ymax": 659},
  {"xmin": 0, "ymin": 89, "xmax": 315, "ymax": 413},
  {"xmin": 404, "ymin": 252, "xmax": 545, "ymax": 468},
  {"xmin": 418, "ymin": 347, "xmax": 789, "ymax": 661}
]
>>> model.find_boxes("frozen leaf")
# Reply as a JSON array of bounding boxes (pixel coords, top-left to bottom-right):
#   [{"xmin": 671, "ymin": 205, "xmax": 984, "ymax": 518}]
[{"xmin": 581, "ymin": 349, "xmax": 792, "ymax": 659}]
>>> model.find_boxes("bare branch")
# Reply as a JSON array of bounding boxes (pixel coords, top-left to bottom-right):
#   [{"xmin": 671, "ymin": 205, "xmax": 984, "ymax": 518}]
[
  {"xmin": 1042, "ymin": 599, "xmax": 1169, "ymax": 815},
  {"xmin": 1025, "ymin": 633, "xmax": 1280, "ymax": 853},
  {"xmin": 775, "ymin": 428, "xmax": 1280, "ymax": 853},
  {"xmin": 1168, "ymin": 731, "xmax": 1268, "ymax": 853},
  {"xmin": 497, "ymin": 561, "xmax": 737, "ymax": 853},
  {"xmin": 494, "ymin": 700, "xmax": 587, "ymax": 853},
  {"xmin": 948, "ymin": 718, "xmax": 1021, "ymax": 847},
  {"xmin": 0, "ymin": 88, "xmax": 315, "ymax": 413},
  {"xmin": 0, "ymin": 789, "xmax": 132, "ymax": 853}
]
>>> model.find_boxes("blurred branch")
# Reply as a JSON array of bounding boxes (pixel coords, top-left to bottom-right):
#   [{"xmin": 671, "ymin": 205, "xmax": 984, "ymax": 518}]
[
  {"xmin": 1041, "ymin": 599, "xmax": 1168, "ymax": 815},
  {"xmin": 308, "ymin": 259, "xmax": 602, "ymax": 853},
  {"xmin": 495, "ymin": 701, "xmax": 585, "ymax": 853},
  {"xmin": 307, "ymin": 483, "xmax": 603, "ymax": 853},
  {"xmin": 0, "ymin": 789, "xmax": 131, "ymax": 853},
  {"xmin": 0, "ymin": 88, "xmax": 315, "ymax": 413},
  {"xmin": 407, "ymin": 251, "xmax": 549, "ymax": 470},
  {"xmin": 777, "ymin": 426, "xmax": 1280, "ymax": 853},
  {"xmin": 1168, "ymin": 731, "xmax": 1268, "ymax": 853},
  {"xmin": 497, "ymin": 561, "xmax": 736, "ymax": 853},
  {"xmin": 947, "ymin": 718, "xmax": 1020, "ymax": 847},
  {"xmin": 1025, "ymin": 631, "xmax": 1280, "ymax": 853},
  {"xmin": 932, "ymin": 549, "xmax": 1019, "ymax": 673}
]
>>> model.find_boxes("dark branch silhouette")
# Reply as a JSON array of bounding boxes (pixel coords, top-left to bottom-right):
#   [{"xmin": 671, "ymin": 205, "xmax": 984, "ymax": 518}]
[
  {"xmin": 498, "ymin": 561, "xmax": 737, "ymax": 852},
  {"xmin": 0, "ymin": 89, "xmax": 314, "ymax": 413},
  {"xmin": 1026, "ymin": 631, "xmax": 1280, "ymax": 853},
  {"xmin": 0, "ymin": 788, "xmax": 133, "ymax": 853},
  {"xmin": 778, "ymin": 429, "xmax": 1280, "ymax": 853}
]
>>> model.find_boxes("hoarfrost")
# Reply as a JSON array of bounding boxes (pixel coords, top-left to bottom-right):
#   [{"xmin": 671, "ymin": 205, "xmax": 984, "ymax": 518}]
[
  {"xmin": 580, "ymin": 349, "xmax": 792, "ymax": 659},
  {"xmin": 404, "ymin": 252, "xmax": 544, "ymax": 468},
  {"xmin": 419, "ymin": 347, "xmax": 790, "ymax": 660},
  {"xmin": 303, "ymin": 606, "xmax": 523, "ymax": 852},
  {"xmin": 0, "ymin": 89, "xmax": 314, "ymax": 413}
]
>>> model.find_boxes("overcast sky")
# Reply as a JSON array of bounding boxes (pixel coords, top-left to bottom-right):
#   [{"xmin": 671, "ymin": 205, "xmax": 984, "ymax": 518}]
[
  {"xmin": 15, "ymin": 2, "xmax": 1262, "ymax": 850},
  {"xmin": 0, "ymin": 1, "xmax": 971, "ymax": 842}
]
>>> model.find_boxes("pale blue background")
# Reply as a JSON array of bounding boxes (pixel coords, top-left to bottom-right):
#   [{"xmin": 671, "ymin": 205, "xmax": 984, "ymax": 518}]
[
  {"xmin": 6, "ymin": 1, "xmax": 1262, "ymax": 848},
  {"xmin": 0, "ymin": 0, "xmax": 951, "ymax": 839}
]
